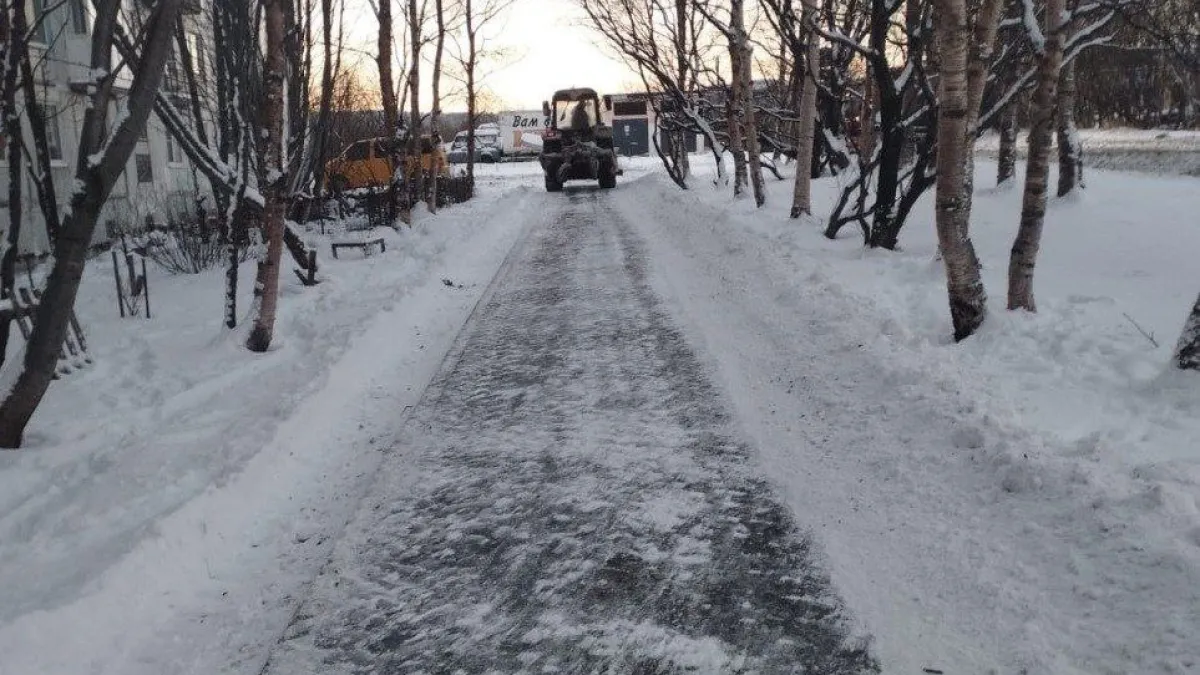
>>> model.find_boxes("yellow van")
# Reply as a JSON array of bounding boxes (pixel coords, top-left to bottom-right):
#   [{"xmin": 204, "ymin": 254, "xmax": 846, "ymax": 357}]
[{"xmin": 324, "ymin": 136, "xmax": 448, "ymax": 191}]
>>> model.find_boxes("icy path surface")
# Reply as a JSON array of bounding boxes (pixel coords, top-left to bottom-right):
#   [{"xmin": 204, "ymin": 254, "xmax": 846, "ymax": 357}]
[{"xmin": 263, "ymin": 188, "xmax": 876, "ymax": 673}]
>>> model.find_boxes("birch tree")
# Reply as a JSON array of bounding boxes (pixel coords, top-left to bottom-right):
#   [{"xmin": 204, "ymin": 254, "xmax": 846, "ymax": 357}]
[
  {"xmin": 311, "ymin": 0, "xmax": 339, "ymax": 200},
  {"xmin": 427, "ymin": 0, "xmax": 449, "ymax": 213},
  {"xmin": 454, "ymin": 0, "xmax": 514, "ymax": 186},
  {"xmin": 210, "ymin": 0, "xmax": 257, "ymax": 329},
  {"xmin": 0, "ymin": 0, "xmax": 184, "ymax": 448},
  {"xmin": 407, "ymin": 0, "xmax": 426, "ymax": 209},
  {"xmin": 932, "ymin": 0, "xmax": 987, "ymax": 340},
  {"xmin": 1008, "ymin": 0, "xmax": 1068, "ymax": 312},
  {"xmin": 1, "ymin": 0, "xmax": 23, "ymax": 370},
  {"xmin": 996, "ymin": 81, "xmax": 1019, "ymax": 185},
  {"xmin": 245, "ymin": 0, "xmax": 288, "ymax": 352},
  {"xmin": 790, "ymin": 0, "xmax": 819, "ymax": 217},
  {"xmin": 377, "ymin": 0, "xmax": 399, "ymax": 133},
  {"xmin": 734, "ymin": 0, "xmax": 765, "ymax": 206},
  {"xmin": 1055, "ymin": 58, "xmax": 1081, "ymax": 196},
  {"xmin": 698, "ymin": 0, "xmax": 763, "ymax": 203}
]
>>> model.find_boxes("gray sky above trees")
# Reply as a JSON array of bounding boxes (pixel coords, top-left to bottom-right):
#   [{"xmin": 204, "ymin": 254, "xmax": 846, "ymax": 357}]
[{"xmin": 346, "ymin": 0, "xmax": 635, "ymax": 110}]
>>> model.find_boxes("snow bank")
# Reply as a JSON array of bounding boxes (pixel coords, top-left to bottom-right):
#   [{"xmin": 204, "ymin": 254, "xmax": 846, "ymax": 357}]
[
  {"xmin": 975, "ymin": 128, "xmax": 1200, "ymax": 175},
  {"xmin": 0, "ymin": 181, "xmax": 536, "ymax": 674},
  {"xmin": 622, "ymin": 153, "xmax": 1200, "ymax": 674}
]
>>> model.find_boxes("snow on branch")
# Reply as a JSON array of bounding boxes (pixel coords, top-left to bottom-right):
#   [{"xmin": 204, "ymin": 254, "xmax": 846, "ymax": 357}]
[
  {"xmin": 810, "ymin": 22, "xmax": 877, "ymax": 60},
  {"xmin": 1022, "ymin": 0, "xmax": 1047, "ymax": 53}
]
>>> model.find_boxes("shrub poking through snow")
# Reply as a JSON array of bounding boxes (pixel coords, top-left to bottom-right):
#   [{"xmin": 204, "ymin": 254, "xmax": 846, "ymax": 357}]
[{"xmin": 1175, "ymin": 293, "xmax": 1200, "ymax": 371}]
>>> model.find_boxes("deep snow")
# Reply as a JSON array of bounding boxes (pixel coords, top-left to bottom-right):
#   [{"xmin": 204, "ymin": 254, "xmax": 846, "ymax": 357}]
[
  {"xmin": 0, "ymin": 142, "xmax": 1196, "ymax": 675},
  {"xmin": 620, "ymin": 154, "xmax": 1200, "ymax": 674},
  {"xmin": 975, "ymin": 128, "xmax": 1200, "ymax": 175}
]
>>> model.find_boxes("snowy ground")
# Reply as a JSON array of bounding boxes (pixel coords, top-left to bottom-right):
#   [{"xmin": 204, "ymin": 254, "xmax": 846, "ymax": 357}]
[
  {"xmin": 0, "ymin": 134, "xmax": 1196, "ymax": 674},
  {"xmin": 263, "ymin": 187, "xmax": 873, "ymax": 673},
  {"xmin": 625, "ymin": 152, "xmax": 1200, "ymax": 673},
  {"xmin": 0, "ymin": 175, "xmax": 538, "ymax": 674},
  {"xmin": 975, "ymin": 128, "xmax": 1200, "ymax": 175}
]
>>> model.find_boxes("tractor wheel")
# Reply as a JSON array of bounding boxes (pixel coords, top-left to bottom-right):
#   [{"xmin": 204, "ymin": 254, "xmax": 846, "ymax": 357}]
[
  {"xmin": 598, "ymin": 166, "xmax": 616, "ymax": 189},
  {"xmin": 545, "ymin": 175, "xmax": 563, "ymax": 192}
]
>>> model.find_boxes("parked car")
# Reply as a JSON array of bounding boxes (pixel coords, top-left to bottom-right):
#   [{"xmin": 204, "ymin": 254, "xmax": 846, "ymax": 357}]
[
  {"xmin": 447, "ymin": 129, "xmax": 504, "ymax": 164},
  {"xmin": 324, "ymin": 136, "xmax": 448, "ymax": 191}
]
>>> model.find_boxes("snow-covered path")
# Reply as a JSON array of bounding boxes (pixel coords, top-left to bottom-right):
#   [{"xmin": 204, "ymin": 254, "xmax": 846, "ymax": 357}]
[{"xmin": 262, "ymin": 187, "xmax": 875, "ymax": 673}]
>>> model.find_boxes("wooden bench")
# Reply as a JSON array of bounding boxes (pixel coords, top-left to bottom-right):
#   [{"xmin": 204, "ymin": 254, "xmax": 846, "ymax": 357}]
[
  {"xmin": 330, "ymin": 237, "xmax": 386, "ymax": 258},
  {"xmin": 0, "ymin": 287, "xmax": 91, "ymax": 378}
]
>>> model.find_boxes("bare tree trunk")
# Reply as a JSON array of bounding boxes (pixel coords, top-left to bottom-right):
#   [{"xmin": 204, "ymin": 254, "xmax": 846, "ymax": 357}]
[
  {"xmin": 283, "ymin": 0, "xmax": 311, "ymax": 188},
  {"xmin": 727, "ymin": 53, "xmax": 747, "ymax": 197},
  {"xmin": 211, "ymin": 0, "xmax": 250, "ymax": 331},
  {"xmin": 1056, "ymin": 58, "xmax": 1081, "ymax": 197},
  {"xmin": 790, "ymin": 0, "xmax": 819, "ymax": 217},
  {"xmin": 465, "ymin": 0, "xmax": 477, "ymax": 187},
  {"xmin": 1, "ymin": 1, "xmax": 22, "ymax": 370},
  {"xmin": 858, "ymin": 67, "xmax": 875, "ymax": 158},
  {"xmin": 866, "ymin": 60, "xmax": 903, "ymax": 248},
  {"xmin": 1008, "ymin": 0, "xmax": 1067, "ymax": 312},
  {"xmin": 961, "ymin": 0, "xmax": 1003, "ymax": 218},
  {"xmin": 932, "ymin": 0, "xmax": 987, "ymax": 341},
  {"xmin": 1176, "ymin": 292, "xmax": 1200, "ymax": 371},
  {"xmin": 997, "ymin": 101, "xmax": 1018, "ymax": 185},
  {"xmin": 725, "ymin": 0, "xmax": 763, "ymax": 206},
  {"xmin": 0, "ymin": 0, "xmax": 183, "ymax": 448},
  {"xmin": 740, "ymin": 53, "xmax": 764, "ymax": 205},
  {"xmin": 173, "ymin": 18, "xmax": 210, "ymax": 149},
  {"xmin": 428, "ymin": 0, "xmax": 446, "ymax": 213},
  {"xmin": 18, "ymin": 2, "xmax": 61, "ymax": 246},
  {"xmin": 246, "ymin": 0, "xmax": 288, "ymax": 352},
  {"xmin": 675, "ymin": 0, "xmax": 691, "ymax": 181},
  {"xmin": 313, "ymin": 0, "xmax": 336, "ymax": 197},
  {"xmin": 408, "ymin": 0, "xmax": 425, "ymax": 210},
  {"xmin": 378, "ymin": 0, "xmax": 398, "ymax": 134}
]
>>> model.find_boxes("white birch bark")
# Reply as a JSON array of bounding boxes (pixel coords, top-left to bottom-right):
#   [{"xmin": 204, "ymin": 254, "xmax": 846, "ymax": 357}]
[
  {"xmin": 790, "ymin": 0, "xmax": 820, "ymax": 218},
  {"xmin": 1008, "ymin": 0, "xmax": 1067, "ymax": 312},
  {"xmin": 932, "ymin": 0, "xmax": 988, "ymax": 341}
]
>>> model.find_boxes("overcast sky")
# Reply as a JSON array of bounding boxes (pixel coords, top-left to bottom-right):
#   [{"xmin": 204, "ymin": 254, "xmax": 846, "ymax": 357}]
[{"xmin": 344, "ymin": 0, "xmax": 638, "ymax": 113}]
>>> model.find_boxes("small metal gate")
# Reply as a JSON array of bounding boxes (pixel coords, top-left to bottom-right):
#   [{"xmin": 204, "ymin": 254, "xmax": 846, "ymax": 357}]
[{"xmin": 612, "ymin": 118, "xmax": 650, "ymax": 157}]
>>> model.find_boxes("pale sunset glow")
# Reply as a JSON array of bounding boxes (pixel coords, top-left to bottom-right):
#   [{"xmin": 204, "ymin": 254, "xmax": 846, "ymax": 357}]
[{"xmin": 344, "ymin": 0, "xmax": 638, "ymax": 111}]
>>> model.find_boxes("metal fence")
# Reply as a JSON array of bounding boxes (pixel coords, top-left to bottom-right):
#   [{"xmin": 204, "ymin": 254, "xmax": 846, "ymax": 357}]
[{"xmin": 292, "ymin": 175, "xmax": 475, "ymax": 229}]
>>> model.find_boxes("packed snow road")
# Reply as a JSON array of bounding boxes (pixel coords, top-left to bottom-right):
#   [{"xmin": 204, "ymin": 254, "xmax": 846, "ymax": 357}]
[{"xmin": 262, "ymin": 187, "xmax": 875, "ymax": 674}]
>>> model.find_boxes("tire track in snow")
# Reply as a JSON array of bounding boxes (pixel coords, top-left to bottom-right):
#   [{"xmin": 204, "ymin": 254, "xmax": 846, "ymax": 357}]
[{"xmin": 262, "ymin": 187, "xmax": 876, "ymax": 674}]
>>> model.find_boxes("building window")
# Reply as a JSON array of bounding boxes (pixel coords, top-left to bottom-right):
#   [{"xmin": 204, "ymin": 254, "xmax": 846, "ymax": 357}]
[
  {"xmin": 135, "ymin": 153, "xmax": 153, "ymax": 183},
  {"xmin": 167, "ymin": 134, "xmax": 180, "ymax": 164},
  {"xmin": 613, "ymin": 100, "xmax": 647, "ymax": 117},
  {"xmin": 165, "ymin": 57, "xmax": 181, "ymax": 92},
  {"xmin": 69, "ymin": 0, "xmax": 88, "ymax": 33},
  {"xmin": 189, "ymin": 33, "xmax": 207, "ymax": 83},
  {"xmin": 39, "ymin": 104, "xmax": 63, "ymax": 161},
  {"xmin": 31, "ymin": 0, "xmax": 52, "ymax": 44}
]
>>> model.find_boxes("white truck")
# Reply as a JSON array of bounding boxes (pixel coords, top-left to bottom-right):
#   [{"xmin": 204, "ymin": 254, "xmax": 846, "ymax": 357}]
[
  {"xmin": 448, "ymin": 112, "xmax": 553, "ymax": 163},
  {"xmin": 496, "ymin": 111, "xmax": 551, "ymax": 157}
]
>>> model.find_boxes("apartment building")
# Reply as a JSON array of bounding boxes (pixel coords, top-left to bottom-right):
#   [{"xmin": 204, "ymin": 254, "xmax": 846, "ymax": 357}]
[{"xmin": 0, "ymin": 0, "xmax": 210, "ymax": 255}]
